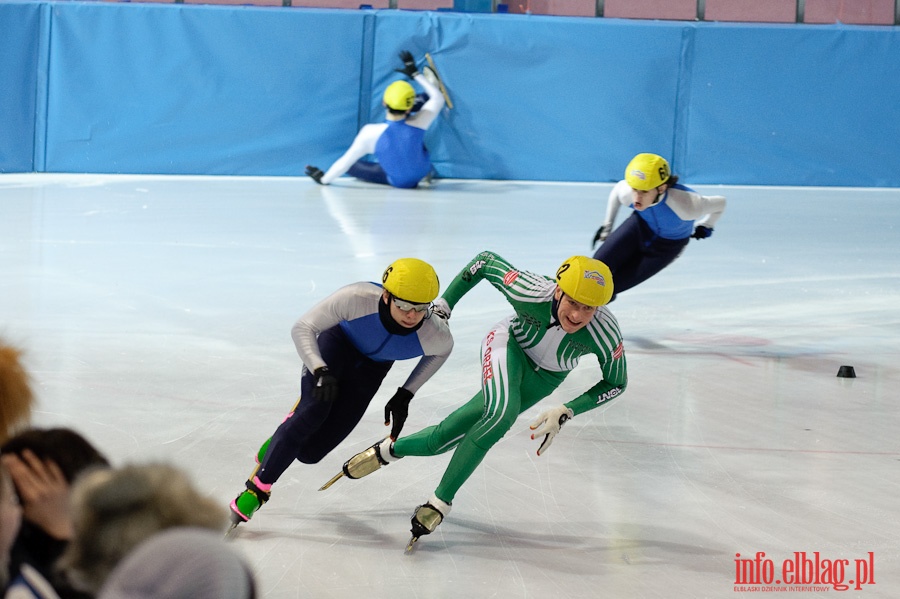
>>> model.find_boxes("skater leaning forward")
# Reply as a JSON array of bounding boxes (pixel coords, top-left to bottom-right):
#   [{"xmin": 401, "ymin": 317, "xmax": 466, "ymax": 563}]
[
  {"xmin": 323, "ymin": 251, "xmax": 628, "ymax": 549},
  {"xmin": 228, "ymin": 258, "xmax": 453, "ymax": 529},
  {"xmin": 590, "ymin": 152, "xmax": 727, "ymax": 301}
]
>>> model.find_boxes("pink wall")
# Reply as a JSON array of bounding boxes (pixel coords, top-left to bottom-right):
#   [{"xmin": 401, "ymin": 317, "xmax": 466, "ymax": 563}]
[
  {"xmin": 289, "ymin": 0, "xmax": 388, "ymax": 7},
  {"xmin": 805, "ymin": 0, "xmax": 895, "ymax": 24},
  {"xmin": 604, "ymin": 0, "xmax": 695, "ymax": 21},
  {"xmin": 507, "ymin": 0, "xmax": 596, "ymax": 16},
  {"xmin": 704, "ymin": 0, "xmax": 796, "ymax": 23},
  {"xmin": 103, "ymin": 0, "xmax": 898, "ymax": 24},
  {"xmin": 183, "ymin": 0, "xmax": 283, "ymax": 5},
  {"xmin": 396, "ymin": 0, "xmax": 453, "ymax": 9}
]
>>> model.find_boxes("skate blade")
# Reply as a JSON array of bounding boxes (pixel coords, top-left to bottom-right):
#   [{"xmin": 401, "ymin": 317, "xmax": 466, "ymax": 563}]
[
  {"xmin": 425, "ymin": 53, "xmax": 453, "ymax": 109},
  {"xmin": 405, "ymin": 535, "xmax": 420, "ymax": 553},
  {"xmin": 225, "ymin": 521, "xmax": 241, "ymax": 540},
  {"xmin": 318, "ymin": 470, "xmax": 344, "ymax": 491}
]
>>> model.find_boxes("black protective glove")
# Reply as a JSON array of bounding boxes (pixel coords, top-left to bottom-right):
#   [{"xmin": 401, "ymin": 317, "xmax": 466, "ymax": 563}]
[
  {"xmin": 312, "ymin": 367, "xmax": 338, "ymax": 402},
  {"xmin": 384, "ymin": 387, "xmax": 414, "ymax": 440},
  {"xmin": 394, "ymin": 50, "xmax": 419, "ymax": 79},
  {"xmin": 692, "ymin": 225, "xmax": 713, "ymax": 240},
  {"xmin": 305, "ymin": 165, "xmax": 325, "ymax": 184},
  {"xmin": 591, "ymin": 224, "xmax": 611, "ymax": 249}
]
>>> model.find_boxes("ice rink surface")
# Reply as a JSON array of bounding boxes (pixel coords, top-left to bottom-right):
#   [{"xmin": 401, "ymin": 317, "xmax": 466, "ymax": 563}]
[{"xmin": 1, "ymin": 174, "xmax": 899, "ymax": 598}]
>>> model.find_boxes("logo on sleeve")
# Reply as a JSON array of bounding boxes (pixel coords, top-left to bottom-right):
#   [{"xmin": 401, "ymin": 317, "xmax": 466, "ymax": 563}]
[
  {"xmin": 613, "ymin": 341, "xmax": 623, "ymax": 360},
  {"xmin": 503, "ymin": 270, "xmax": 519, "ymax": 286},
  {"xmin": 597, "ymin": 386, "xmax": 623, "ymax": 404},
  {"xmin": 462, "ymin": 259, "xmax": 486, "ymax": 282}
]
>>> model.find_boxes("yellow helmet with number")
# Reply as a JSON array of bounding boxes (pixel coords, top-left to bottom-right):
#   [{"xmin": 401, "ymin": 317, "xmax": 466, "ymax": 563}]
[
  {"xmin": 382, "ymin": 258, "xmax": 439, "ymax": 304},
  {"xmin": 624, "ymin": 153, "xmax": 670, "ymax": 191},
  {"xmin": 383, "ymin": 80, "xmax": 416, "ymax": 112},
  {"xmin": 556, "ymin": 256, "xmax": 614, "ymax": 307}
]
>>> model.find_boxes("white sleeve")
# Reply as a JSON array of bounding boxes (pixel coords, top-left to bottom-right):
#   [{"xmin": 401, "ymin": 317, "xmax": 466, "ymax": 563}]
[
  {"xmin": 604, "ymin": 180, "xmax": 631, "ymax": 227},
  {"xmin": 404, "ymin": 71, "xmax": 444, "ymax": 131},
  {"xmin": 320, "ymin": 124, "xmax": 387, "ymax": 184},
  {"xmin": 402, "ymin": 354, "xmax": 449, "ymax": 394},
  {"xmin": 401, "ymin": 316, "xmax": 454, "ymax": 393},
  {"xmin": 290, "ymin": 283, "xmax": 371, "ymax": 372},
  {"xmin": 694, "ymin": 195, "xmax": 727, "ymax": 228},
  {"xmin": 666, "ymin": 189, "xmax": 727, "ymax": 228}
]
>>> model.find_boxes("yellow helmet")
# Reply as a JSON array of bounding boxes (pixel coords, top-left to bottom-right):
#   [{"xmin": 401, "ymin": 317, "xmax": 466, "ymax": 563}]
[
  {"xmin": 624, "ymin": 153, "xmax": 670, "ymax": 191},
  {"xmin": 556, "ymin": 256, "xmax": 614, "ymax": 307},
  {"xmin": 383, "ymin": 80, "xmax": 415, "ymax": 112},
  {"xmin": 382, "ymin": 258, "xmax": 440, "ymax": 304}
]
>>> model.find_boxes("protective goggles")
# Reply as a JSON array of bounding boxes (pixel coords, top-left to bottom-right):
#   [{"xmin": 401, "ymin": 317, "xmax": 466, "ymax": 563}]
[{"xmin": 391, "ymin": 296, "xmax": 432, "ymax": 313}]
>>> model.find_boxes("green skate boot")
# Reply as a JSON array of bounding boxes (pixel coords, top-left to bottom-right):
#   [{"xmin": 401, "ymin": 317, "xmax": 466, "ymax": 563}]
[
  {"xmin": 228, "ymin": 476, "xmax": 271, "ymax": 533},
  {"xmin": 255, "ymin": 437, "xmax": 270, "ymax": 464}
]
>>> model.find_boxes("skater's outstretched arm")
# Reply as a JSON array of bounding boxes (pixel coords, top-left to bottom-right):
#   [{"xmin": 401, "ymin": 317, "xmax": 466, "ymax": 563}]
[
  {"xmin": 663, "ymin": 186, "xmax": 727, "ymax": 232},
  {"xmin": 564, "ymin": 307, "xmax": 628, "ymax": 417},
  {"xmin": 317, "ymin": 124, "xmax": 386, "ymax": 185},
  {"xmin": 440, "ymin": 250, "xmax": 553, "ymax": 311}
]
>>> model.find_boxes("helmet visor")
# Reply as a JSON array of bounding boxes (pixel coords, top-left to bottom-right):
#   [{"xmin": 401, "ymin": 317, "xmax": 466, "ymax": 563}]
[{"xmin": 392, "ymin": 296, "xmax": 431, "ymax": 313}]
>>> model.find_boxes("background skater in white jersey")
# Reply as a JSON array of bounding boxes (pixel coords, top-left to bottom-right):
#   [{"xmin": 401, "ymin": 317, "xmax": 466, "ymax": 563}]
[
  {"xmin": 320, "ymin": 252, "xmax": 628, "ymax": 551},
  {"xmin": 591, "ymin": 153, "xmax": 726, "ymax": 301},
  {"xmin": 305, "ymin": 50, "xmax": 448, "ymax": 189}
]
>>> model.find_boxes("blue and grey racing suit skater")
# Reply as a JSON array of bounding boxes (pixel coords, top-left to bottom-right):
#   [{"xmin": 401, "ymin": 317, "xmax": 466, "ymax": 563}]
[{"xmin": 228, "ymin": 258, "xmax": 453, "ymax": 528}]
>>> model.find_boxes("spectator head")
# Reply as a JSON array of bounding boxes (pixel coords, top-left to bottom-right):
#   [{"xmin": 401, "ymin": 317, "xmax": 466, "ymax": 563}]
[
  {"xmin": 97, "ymin": 527, "xmax": 256, "ymax": 599},
  {"xmin": 0, "ymin": 342, "xmax": 34, "ymax": 444},
  {"xmin": 59, "ymin": 463, "xmax": 228, "ymax": 594},
  {"xmin": 1, "ymin": 427, "xmax": 110, "ymax": 483}
]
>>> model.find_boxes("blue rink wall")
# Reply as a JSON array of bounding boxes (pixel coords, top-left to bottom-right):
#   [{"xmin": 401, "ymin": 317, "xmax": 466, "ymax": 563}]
[{"xmin": 1, "ymin": 2, "xmax": 899, "ymax": 186}]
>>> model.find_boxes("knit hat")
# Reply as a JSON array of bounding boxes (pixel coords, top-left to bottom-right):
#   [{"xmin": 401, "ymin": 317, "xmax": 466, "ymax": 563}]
[{"xmin": 97, "ymin": 528, "xmax": 255, "ymax": 599}]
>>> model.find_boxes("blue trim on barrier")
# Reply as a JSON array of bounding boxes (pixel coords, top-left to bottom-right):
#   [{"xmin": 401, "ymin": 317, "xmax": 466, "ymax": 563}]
[
  {"xmin": 34, "ymin": 3, "xmax": 52, "ymax": 172},
  {"xmin": 0, "ymin": 2, "xmax": 43, "ymax": 172},
  {"xmin": 672, "ymin": 24, "xmax": 695, "ymax": 182},
  {"xmin": 358, "ymin": 12, "xmax": 377, "ymax": 132}
]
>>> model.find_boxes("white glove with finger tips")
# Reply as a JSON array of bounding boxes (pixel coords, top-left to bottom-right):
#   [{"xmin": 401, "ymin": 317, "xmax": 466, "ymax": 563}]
[{"xmin": 529, "ymin": 405, "xmax": 574, "ymax": 456}]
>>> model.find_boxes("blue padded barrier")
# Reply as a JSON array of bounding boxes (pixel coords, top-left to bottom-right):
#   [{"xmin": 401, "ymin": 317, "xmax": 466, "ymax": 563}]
[
  {"xmin": 43, "ymin": 4, "xmax": 368, "ymax": 175},
  {"xmin": 0, "ymin": 2, "xmax": 44, "ymax": 172},
  {"xmin": 2, "ymin": 3, "xmax": 899, "ymax": 186},
  {"xmin": 371, "ymin": 12, "xmax": 687, "ymax": 181},
  {"xmin": 685, "ymin": 23, "xmax": 900, "ymax": 187}
]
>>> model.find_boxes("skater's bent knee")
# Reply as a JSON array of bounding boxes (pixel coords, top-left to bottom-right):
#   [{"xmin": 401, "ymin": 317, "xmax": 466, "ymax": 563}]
[{"xmin": 295, "ymin": 450, "xmax": 327, "ymax": 465}]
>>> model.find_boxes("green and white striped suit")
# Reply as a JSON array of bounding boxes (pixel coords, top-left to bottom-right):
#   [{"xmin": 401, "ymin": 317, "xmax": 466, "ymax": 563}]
[{"xmin": 394, "ymin": 251, "xmax": 627, "ymax": 505}]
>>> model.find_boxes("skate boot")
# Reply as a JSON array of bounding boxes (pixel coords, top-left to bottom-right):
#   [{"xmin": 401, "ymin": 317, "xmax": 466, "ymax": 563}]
[
  {"xmin": 228, "ymin": 476, "xmax": 272, "ymax": 533},
  {"xmin": 419, "ymin": 168, "xmax": 436, "ymax": 188},
  {"xmin": 424, "ymin": 53, "xmax": 453, "ymax": 109},
  {"xmin": 255, "ymin": 437, "xmax": 271, "ymax": 464},
  {"xmin": 422, "ymin": 66, "xmax": 440, "ymax": 90},
  {"xmin": 406, "ymin": 494, "xmax": 451, "ymax": 552},
  {"xmin": 318, "ymin": 436, "xmax": 400, "ymax": 491}
]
